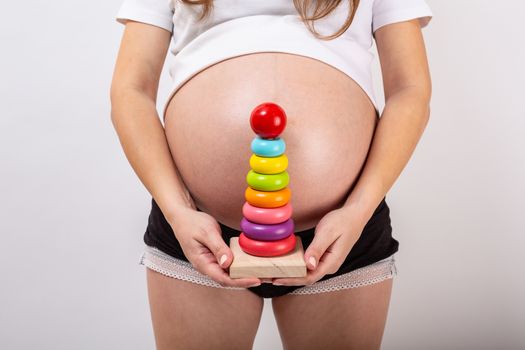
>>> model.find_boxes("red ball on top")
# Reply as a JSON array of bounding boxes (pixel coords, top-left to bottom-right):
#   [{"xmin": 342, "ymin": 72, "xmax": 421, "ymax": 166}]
[{"xmin": 250, "ymin": 102, "xmax": 287, "ymax": 139}]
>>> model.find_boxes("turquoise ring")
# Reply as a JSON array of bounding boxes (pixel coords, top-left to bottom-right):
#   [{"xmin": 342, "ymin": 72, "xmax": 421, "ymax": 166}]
[{"xmin": 251, "ymin": 136, "xmax": 286, "ymax": 157}]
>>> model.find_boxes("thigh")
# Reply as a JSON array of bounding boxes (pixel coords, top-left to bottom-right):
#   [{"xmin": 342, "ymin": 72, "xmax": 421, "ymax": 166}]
[
  {"xmin": 146, "ymin": 267, "xmax": 264, "ymax": 350},
  {"xmin": 271, "ymin": 278, "xmax": 393, "ymax": 350}
]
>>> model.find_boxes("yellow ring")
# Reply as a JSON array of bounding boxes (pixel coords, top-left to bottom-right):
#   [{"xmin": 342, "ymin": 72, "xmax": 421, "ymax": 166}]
[{"xmin": 249, "ymin": 154, "xmax": 288, "ymax": 174}]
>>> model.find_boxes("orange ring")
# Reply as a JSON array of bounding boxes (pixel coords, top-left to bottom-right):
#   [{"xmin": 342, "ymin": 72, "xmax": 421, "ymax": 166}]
[{"xmin": 244, "ymin": 187, "xmax": 291, "ymax": 208}]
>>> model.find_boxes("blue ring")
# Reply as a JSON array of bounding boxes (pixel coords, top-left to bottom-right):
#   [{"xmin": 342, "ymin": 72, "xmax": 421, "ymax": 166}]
[{"xmin": 251, "ymin": 136, "xmax": 286, "ymax": 157}]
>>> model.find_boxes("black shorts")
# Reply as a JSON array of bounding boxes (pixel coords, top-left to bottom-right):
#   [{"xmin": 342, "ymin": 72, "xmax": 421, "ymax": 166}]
[{"xmin": 142, "ymin": 196, "xmax": 399, "ymax": 298}]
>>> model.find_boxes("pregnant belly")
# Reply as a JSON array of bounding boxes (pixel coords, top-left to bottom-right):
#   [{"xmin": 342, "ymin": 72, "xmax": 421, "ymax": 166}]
[{"xmin": 164, "ymin": 52, "xmax": 378, "ymax": 232}]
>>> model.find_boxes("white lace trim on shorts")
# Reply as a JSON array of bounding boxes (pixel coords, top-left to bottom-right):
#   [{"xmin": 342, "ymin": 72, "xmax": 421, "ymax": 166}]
[{"xmin": 139, "ymin": 245, "xmax": 397, "ymax": 295}]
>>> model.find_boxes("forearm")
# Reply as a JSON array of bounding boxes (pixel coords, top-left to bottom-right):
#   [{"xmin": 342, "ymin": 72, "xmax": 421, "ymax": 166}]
[
  {"xmin": 342, "ymin": 86, "xmax": 431, "ymax": 225},
  {"xmin": 110, "ymin": 88, "xmax": 194, "ymax": 222}
]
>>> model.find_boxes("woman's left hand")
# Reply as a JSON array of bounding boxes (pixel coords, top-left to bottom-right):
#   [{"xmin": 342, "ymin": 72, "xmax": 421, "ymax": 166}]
[{"xmin": 272, "ymin": 206, "xmax": 366, "ymax": 286}]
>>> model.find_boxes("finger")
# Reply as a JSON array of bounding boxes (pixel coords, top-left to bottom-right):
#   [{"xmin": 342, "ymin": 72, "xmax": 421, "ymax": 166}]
[
  {"xmin": 273, "ymin": 249, "xmax": 340, "ymax": 286},
  {"xmin": 200, "ymin": 261, "xmax": 262, "ymax": 288},
  {"xmin": 304, "ymin": 227, "xmax": 338, "ymax": 271},
  {"xmin": 197, "ymin": 226, "xmax": 233, "ymax": 269}
]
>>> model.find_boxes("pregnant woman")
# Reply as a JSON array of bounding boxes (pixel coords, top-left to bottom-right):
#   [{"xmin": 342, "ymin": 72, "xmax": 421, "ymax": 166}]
[{"xmin": 111, "ymin": 0, "xmax": 432, "ymax": 348}]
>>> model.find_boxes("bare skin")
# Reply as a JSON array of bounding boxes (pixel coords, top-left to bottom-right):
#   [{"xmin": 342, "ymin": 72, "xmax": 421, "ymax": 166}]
[
  {"xmin": 111, "ymin": 16, "xmax": 430, "ymax": 350},
  {"xmin": 164, "ymin": 51, "xmax": 377, "ymax": 232},
  {"xmin": 146, "ymin": 267, "xmax": 392, "ymax": 350},
  {"xmin": 271, "ymin": 279, "xmax": 393, "ymax": 350},
  {"xmin": 146, "ymin": 268, "xmax": 264, "ymax": 350}
]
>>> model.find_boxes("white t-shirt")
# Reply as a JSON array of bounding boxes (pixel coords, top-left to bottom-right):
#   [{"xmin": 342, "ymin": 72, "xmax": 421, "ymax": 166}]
[{"xmin": 115, "ymin": 0, "xmax": 433, "ymax": 119}]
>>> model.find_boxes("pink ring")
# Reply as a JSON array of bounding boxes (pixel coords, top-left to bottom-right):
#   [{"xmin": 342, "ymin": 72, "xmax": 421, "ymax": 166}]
[{"xmin": 242, "ymin": 202, "xmax": 292, "ymax": 224}]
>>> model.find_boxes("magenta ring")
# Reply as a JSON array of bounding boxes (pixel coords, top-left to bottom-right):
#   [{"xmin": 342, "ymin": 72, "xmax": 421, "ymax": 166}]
[{"xmin": 240, "ymin": 217, "xmax": 294, "ymax": 241}]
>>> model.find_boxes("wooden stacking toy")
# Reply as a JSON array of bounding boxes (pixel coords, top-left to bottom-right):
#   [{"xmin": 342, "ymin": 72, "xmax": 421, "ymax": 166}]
[{"xmin": 229, "ymin": 102, "xmax": 307, "ymax": 278}]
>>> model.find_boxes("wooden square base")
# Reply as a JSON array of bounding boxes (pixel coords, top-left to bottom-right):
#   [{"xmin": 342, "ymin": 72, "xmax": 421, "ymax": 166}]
[{"xmin": 229, "ymin": 236, "xmax": 307, "ymax": 278}]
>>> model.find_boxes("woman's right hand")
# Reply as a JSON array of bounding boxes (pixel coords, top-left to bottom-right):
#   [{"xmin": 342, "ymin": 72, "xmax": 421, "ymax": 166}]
[{"xmin": 167, "ymin": 206, "xmax": 262, "ymax": 288}]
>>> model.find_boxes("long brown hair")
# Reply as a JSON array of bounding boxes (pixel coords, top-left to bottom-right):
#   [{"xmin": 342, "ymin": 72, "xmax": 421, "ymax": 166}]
[{"xmin": 180, "ymin": 0, "xmax": 360, "ymax": 40}]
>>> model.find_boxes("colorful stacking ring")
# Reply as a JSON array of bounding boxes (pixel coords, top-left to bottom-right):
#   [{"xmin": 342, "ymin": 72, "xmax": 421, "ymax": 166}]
[
  {"xmin": 239, "ymin": 232, "xmax": 296, "ymax": 257},
  {"xmin": 249, "ymin": 154, "xmax": 288, "ymax": 174},
  {"xmin": 245, "ymin": 187, "xmax": 291, "ymax": 208},
  {"xmin": 240, "ymin": 217, "xmax": 294, "ymax": 241},
  {"xmin": 251, "ymin": 136, "xmax": 286, "ymax": 157},
  {"xmin": 242, "ymin": 202, "xmax": 292, "ymax": 224},
  {"xmin": 246, "ymin": 170, "xmax": 289, "ymax": 191}
]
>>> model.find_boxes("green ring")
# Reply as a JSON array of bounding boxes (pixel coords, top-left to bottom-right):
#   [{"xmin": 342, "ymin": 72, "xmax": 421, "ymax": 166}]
[{"xmin": 246, "ymin": 169, "xmax": 289, "ymax": 191}]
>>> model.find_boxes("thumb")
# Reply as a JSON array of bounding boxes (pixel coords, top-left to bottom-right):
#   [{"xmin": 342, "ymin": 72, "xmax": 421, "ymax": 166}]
[
  {"xmin": 204, "ymin": 230, "xmax": 233, "ymax": 269},
  {"xmin": 304, "ymin": 228, "xmax": 334, "ymax": 271}
]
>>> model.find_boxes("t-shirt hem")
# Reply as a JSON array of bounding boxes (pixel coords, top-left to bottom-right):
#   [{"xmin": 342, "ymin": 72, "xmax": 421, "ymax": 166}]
[
  {"xmin": 161, "ymin": 15, "xmax": 379, "ymax": 121},
  {"xmin": 373, "ymin": 6, "xmax": 433, "ymax": 33},
  {"xmin": 115, "ymin": 6, "xmax": 173, "ymax": 33}
]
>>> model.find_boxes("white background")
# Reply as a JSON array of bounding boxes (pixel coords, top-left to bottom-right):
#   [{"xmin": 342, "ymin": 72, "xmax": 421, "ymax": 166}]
[{"xmin": 1, "ymin": 0, "xmax": 523, "ymax": 349}]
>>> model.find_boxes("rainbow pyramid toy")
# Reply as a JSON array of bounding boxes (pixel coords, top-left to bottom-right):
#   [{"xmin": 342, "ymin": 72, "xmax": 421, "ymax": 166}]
[{"xmin": 229, "ymin": 102, "xmax": 307, "ymax": 279}]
